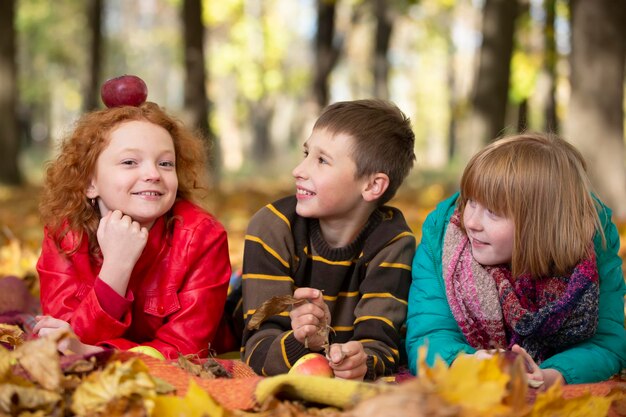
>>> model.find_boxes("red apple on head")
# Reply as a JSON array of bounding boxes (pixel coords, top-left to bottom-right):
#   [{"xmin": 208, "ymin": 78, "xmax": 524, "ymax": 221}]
[
  {"xmin": 100, "ymin": 75, "xmax": 148, "ymax": 108},
  {"xmin": 288, "ymin": 353, "xmax": 334, "ymax": 378}
]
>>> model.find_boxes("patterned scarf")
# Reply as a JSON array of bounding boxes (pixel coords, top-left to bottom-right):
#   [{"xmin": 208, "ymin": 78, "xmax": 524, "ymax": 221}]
[{"xmin": 442, "ymin": 209, "xmax": 599, "ymax": 363}]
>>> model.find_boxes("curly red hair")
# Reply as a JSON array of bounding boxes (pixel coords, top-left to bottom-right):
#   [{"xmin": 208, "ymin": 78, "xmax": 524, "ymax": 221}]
[{"xmin": 40, "ymin": 102, "xmax": 209, "ymax": 255}]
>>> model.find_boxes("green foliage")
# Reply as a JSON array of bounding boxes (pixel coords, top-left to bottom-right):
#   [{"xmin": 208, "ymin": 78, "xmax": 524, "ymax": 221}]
[
  {"xmin": 16, "ymin": 0, "xmax": 87, "ymax": 107},
  {"xmin": 509, "ymin": 51, "xmax": 540, "ymax": 103}
]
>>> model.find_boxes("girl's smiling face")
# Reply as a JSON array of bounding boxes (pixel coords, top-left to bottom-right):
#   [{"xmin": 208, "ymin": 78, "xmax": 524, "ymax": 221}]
[
  {"xmin": 86, "ymin": 120, "xmax": 178, "ymax": 229},
  {"xmin": 463, "ymin": 199, "xmax": 515, "ymax": 266}
]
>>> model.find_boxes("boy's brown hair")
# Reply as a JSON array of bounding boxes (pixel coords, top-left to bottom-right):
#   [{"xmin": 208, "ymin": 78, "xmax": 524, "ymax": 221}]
[
  {"xmin": 313, "ymin": 99, "xmax": 416, "ymax": 205},
  {"xmin": 459, "ymin": 132, "xmax": 603, "ymax": 278}
]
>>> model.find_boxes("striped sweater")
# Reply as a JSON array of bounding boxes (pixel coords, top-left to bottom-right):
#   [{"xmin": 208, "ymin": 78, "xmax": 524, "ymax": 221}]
[{"xmin": 241, "ymin": 195, "xmax": 416, "ymax": 380}]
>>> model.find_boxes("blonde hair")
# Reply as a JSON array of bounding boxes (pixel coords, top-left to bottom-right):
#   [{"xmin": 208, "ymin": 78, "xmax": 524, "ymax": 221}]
[
  {"xmin": 40, "ymin": 102, "xmax": 209, "ymax": 256},
  {"xmin": 459, "ymin": 133, "xmax": 602, "ymax": 278}
]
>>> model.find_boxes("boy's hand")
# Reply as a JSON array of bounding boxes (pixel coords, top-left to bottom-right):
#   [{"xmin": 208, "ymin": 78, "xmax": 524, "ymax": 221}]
[
  {"xmin": 290, "ymin": 288, "xmax": 331, "ymax": 351},
  {"xmin": 327, "ymin": 341, "xmax": 367, "ymax": 380}
]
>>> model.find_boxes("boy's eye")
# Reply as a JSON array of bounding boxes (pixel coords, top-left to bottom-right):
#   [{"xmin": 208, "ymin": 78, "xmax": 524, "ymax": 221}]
[
  {"xmin": 303, "ymin": 150, "xmax": 309, "ymax": 158},
  {"xmin": 317, "ymin": 157, "xmax": 327, "ymax": 165}
]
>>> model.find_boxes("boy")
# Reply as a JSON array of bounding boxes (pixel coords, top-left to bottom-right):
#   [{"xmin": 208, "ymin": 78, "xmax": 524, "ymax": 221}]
[{"xmin": 241, "ymin": 99, "xmax": 416, "ymax": 380}]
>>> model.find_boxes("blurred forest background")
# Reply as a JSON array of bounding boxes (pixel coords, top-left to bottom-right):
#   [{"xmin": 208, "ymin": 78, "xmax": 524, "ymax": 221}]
[{"xmin": 0, "ymin": 0, "xmax": 625, "ymax": 280}]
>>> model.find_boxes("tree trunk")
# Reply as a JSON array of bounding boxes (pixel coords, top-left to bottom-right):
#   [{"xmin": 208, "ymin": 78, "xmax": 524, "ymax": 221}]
[
  {"xmin": 0, "ymin": 0, "xmax": 21, "ymax": 185},
  {"xmin": 182, "ymin": 0, "xmax": 220, "ymax": 183},
  {"xmin": 84, "ymin": 0, "xmax": 103, "ymax": 111},
  {"xmin": 459, "ymin": 0, "xmax": 518, "ymax": 162},
  {"xmin": 250, "ymin": 97, "xmax": 274, "ymax": 164},
  {"xmin": 373, "ymin": 0, "xmax": 392, "ymax": 99},
  {"xmin": 517, "ymin": 98, "xmax": 527, "ymax": 132},
  {"xmin": 564, "ymin": 0, "xmax": 626, "ymax": 218},
  {"xmin": 542, "ymin": 0, "xmax": 558, "ymax": 133},
  {"xmin": 313, "ymin": 0, "xmax": 339, "ymax": 109}
]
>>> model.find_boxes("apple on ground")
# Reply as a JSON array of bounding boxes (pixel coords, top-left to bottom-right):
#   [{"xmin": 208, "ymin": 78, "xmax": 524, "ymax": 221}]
[
  {"xmin": 288, "ymin": 353, "xmax": 334, "ymax": 377},
  {"xmin": 128, "ymin": 345, "xmax": 166, "ymax": 360},
  {"xmin": 101, "ymin": 74, "xmax": 148, "ymax": 108}
]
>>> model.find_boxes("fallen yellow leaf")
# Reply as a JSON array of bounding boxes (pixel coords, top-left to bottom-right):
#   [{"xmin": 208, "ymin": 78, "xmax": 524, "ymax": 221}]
[{"xmin": 153, "ymin": 379, "xmax": 225, "ymax": 417}]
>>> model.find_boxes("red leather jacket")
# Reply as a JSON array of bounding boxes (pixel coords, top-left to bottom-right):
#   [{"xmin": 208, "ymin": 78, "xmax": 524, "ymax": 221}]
[{"xmin": 37, "ymin": 200, "xmax": 235, "ymax": 359}]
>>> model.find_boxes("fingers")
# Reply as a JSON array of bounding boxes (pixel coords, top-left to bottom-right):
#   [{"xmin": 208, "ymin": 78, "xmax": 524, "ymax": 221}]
[
  {"xmin": 33, "ymin": 315, "xmax": 70, "ymax": 335},
  {"xmin": 473, "ymin": 349, "xmax": 496, "ymax": 360},
  {"xmin": 293, "ymin": 287, "xmax": 323, "ymax": 304},
  {"xmin": 328, "ymin": 342, "xmax": 367, "ymax": 380},
  {"xmin": 511, "ymin": 344, "xmax": 544, "ymax": 386},
  {"xmin": 99, "ymin": 210, "xmax": 147, "ymax": 236}
]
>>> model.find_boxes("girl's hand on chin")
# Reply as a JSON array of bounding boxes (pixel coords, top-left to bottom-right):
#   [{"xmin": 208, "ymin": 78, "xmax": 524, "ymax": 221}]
[
  {"xmin": 97, "ymin": 210, "xmax": 148, "ymax": 267},
  {"xmin": 96, "ymin": 210, "xmax": 149, "ymax": 295}
]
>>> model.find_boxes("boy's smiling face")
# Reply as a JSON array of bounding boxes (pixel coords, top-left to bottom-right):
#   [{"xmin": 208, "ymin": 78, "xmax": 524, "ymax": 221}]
[{"xmin": 292, "ymin": 128, "xmax": 370, "ymax": 222}]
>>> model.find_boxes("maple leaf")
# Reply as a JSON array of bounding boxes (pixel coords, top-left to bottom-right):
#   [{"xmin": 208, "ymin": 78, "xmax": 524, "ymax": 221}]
[
  {"xmin": 152, "ymin": 379, "xmax": 226, "ymax": 417},
  {"xmin": 434, "ymin": 354, "xmax": 511, "ymax": 416}
]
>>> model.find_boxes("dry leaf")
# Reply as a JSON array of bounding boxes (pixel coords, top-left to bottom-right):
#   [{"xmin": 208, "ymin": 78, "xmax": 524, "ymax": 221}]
[
  {"xmin": 71, "ymin": 358, "xmax": 158, "ymax": 416},
  {"xmin": 153, "ymin": 379, "xmax": 226, "ymax": 417},
  {"xmin": 0, "ymin": 323, "xmax": 24, "ymax": 347},
  {"xmin": 247, "ymin": 295, "xmax": 304, "ymax": 330},
  {"xmin": 0, "ymin": 346, "xmax": 13, "ymax": 381},
  {"xmin": 98, "ymin": 394, "xmax": 148, "ymax": 417},
  {"xmin": 14, "ymin": 333, "xmax": 62, "ymax": 391},
  {"xmin": 345, "ymin": 381, "xmax": 459, "ymax": 417},
  {"xmin": 0, "ymin": 383, "xmax": 62, "ymax": 415},
  {"xmin": 202, "ymin": 358, "xmax": 232, "ymax": 378}
]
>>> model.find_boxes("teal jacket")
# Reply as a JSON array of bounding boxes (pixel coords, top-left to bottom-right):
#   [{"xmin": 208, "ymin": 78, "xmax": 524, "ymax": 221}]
[{"xmin": 405, "ymin": 192, "xmax": 626, "ymax": 383}]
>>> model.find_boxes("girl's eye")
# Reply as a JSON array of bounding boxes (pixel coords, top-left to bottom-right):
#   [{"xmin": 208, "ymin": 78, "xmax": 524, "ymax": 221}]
[
  {"xmin": 121, "ymin": 160, "xmax": 136, "ymax": 166},
  {"xmin": 303, "ymin": 150, "xmax": 309, "ymax": 158},
  {"xmin": 318, "ymin": 157, "xmax": 327, "ymax": 165},
  {"xmin": 159, "ymin": 161, "xmax": 175, "ymax": 168},
  {"xmin": 486, "ymin": 208, "xmax": 502, "ymax": 219}
]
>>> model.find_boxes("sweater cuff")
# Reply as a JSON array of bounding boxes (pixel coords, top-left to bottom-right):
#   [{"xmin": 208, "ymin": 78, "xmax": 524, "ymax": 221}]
[
  {"xmin": 283, "ymin": 332, "xmax": 310, "ymax": 367},
  {"xmin": 364, "ymin": 355, "xmax": 377, "ymax": 381},
  {"xmin": 94, "ymin": 278, "xmax": 132, "ymax": 320}
]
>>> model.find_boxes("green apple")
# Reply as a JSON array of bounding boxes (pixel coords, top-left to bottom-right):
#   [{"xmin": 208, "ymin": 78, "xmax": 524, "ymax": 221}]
[{"xmin": 128, "ymin": 345, "xmax": 166, "ymax": 360}]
